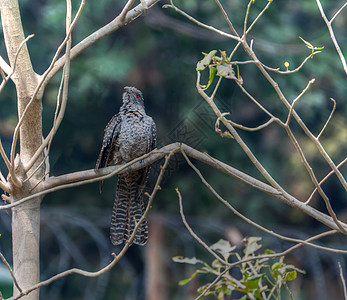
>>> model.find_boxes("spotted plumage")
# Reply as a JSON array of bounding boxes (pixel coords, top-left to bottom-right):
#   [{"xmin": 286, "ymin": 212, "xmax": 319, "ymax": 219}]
[{"xmin": 96, "ymin": 86, "xmax": 156, "ymax": 246}]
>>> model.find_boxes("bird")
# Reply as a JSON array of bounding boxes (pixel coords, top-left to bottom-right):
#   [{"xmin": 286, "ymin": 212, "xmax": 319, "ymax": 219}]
[{"xmin": 96, "ymin": 86, "xmax": 156, "ymax": 246}]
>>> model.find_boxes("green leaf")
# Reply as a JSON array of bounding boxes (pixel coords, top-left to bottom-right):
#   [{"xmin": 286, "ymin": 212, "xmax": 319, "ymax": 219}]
[
  {"xmin": 178, "ymin": 271, "xmax": 198, "ymax": 286},
  {"xmin": 196, "ymin": 50, "xmax": 217, "ymax": 71},
  {"xmin": 285, "ymin": 270, "xmax": 297, "ymax": 281},
  {"xmin": 172, "ymin": 256, "xmax": 204, "ymax": 265},
  {"xmin": 200, "ymin": 66, "xmax": 217, "ymax": 90},
  {"xmin": 271, "ymin": 262, "xmax": 283, "ymax": 271}
]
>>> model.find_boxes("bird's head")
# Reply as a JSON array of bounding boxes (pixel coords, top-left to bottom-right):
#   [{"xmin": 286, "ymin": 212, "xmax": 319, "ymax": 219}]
[{"xmin": 122, "ymin": 86, "xmax": 144, "ymax": 108}]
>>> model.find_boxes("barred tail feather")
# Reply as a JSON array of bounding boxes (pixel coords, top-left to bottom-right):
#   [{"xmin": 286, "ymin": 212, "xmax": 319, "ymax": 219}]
[{"xmin": 110, "ymin": 169, "xmax": 150, "ymax": 246}]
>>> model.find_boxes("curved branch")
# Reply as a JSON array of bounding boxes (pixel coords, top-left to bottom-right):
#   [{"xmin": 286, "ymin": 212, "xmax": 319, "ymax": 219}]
[
  {"xmin": 0, "ymin": 252, "xmax": 22, "ymax": 294},
  {"xmin": 181, "ymin": 148, "xmax": 347, "ymax": 254},
  {"xmin": 1, "ymin": 143, "xmax": 346, "ymax": 234},
  {"xmin": 8, "ymin": 148, "xmax": 173, "ymax": 300},
  {"xmin": 44, "ymin": 0, "xmax": 161, "ymax": 84},
  {"xmin": 316, "ymin": 0, "xmax": 347, "ymax": 74},
  {"xmin": 317, "ymin": 97, "xmax": 336, "ymax": 140},
  {"xmin": 196, "ymin": 229, "xmax": 338, "ymax": 299}
]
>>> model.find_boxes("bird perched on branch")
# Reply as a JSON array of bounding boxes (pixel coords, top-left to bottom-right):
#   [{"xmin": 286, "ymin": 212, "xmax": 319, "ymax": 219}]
[{"xmin": 96, "ymin": 86, "xmax": 156, "ymax": 246}]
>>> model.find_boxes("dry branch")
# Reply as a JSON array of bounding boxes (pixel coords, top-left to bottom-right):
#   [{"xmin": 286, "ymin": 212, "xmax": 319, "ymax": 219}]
[
  {"xmin": 6, "ymin": 149, "xmax": 173, "ymax": 300},
  {"xmin": 1, "ymin": 143, "xmax": 346, "ymax": 235}
]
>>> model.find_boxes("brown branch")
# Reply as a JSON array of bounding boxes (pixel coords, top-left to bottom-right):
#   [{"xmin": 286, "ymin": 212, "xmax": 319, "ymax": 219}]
[
  {"xmin": 330, "ymin": 3, "xmax": 347, "ymax": 23},
  {"xmin": 181, "ymin": 147, "xmax": 347, "ymax": 253},
  {"xmin": 0, "ymin": 252, "xmax": 22, "ymax": 293},
  {"xmin": 316, "ymin": 0, "xmax": 347, "ymax": 73},
  {"xmin": 0, "ymin": 56, "xmax": 12, "ymax": 76},
  {"xmin": 0, "ymin": 138, "xmax": 10, "ymax": 171},
  {"xmin": 0, "ymin": 34, "xmax": 35, "ymax": 94},
  {"xmin": 196, "ymin": 230, "xmax": 338, "ymax": 299},
  {"xmin": 176, "ymin": 188, "xmax": 230, "ymax": 265},
  {"xmin": 1, "ymin": 143, "xmax": 346, "ymax": 234},
  {"xmin": 44, "ymin": 0, "xmax": 161, "ymax": 85},
  {"xmin": 8, "ymin": 148, "xmax": 173, "ymax": 300},
  {"xmin": 285, "ymin": 79, "xmax": 315, "ymax": 125},
  {"xmin": 14, "ymin": 0, "xmax": 85, "ymax": 173},
  {"xmin": 162, "ymin": 1, "xmax": 241, "ymax": 42},
  {"xmin": 339, "ymin": 261, "xmax": 347, "ymax": 300},
  {"xmin": 229, "ymin": 118, "xmax": 275, "ymax": 132},
  {"xmin": 317, "ymin": 97, "xmax": 336, "ymax": 140},
  {"xmin": 306, "ymin": 157, "xmax": 347, "ymax": 205}
]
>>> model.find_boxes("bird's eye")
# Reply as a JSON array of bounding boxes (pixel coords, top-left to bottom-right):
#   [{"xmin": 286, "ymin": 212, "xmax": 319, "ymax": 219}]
[{"xmin": 136, "ymin": 94, "xmax": 140, "ymax": 98}]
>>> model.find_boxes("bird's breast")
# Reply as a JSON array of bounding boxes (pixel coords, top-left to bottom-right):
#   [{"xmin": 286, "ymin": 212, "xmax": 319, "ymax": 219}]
[{"xmin": 118, "ymin": 114, "xmax": 153, "ymax": 162}]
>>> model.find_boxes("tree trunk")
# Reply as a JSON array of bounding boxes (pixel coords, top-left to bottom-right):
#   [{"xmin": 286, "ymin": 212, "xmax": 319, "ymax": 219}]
[{"xmin": 1, "ymin": 0, "xmax": 43, "ymax": 299}]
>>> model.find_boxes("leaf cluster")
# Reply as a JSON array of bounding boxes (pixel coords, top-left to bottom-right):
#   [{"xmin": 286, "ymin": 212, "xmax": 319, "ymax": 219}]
[
  {"xmin": 173, "ymin": 237, "xmax": 305, "ymax": 299},
  {"xmin": 197, "ymin": 50, "xmax": 243, "ymax": 90}
]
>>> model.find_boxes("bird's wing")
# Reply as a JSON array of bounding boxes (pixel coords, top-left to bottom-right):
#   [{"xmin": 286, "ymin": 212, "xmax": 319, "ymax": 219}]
[
  {"xmin": 95, "ymin": 113, "xmax": 122, "ymax": 170},
  {"xmin": 149, "ymin": 118, "xmax": 157, "ymax": 152}
]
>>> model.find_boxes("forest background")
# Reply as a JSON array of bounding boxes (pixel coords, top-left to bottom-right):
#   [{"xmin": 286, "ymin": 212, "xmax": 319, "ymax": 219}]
[{"xmin": 0, "ymin": 0, "xmax": 346, "ymax": 299}]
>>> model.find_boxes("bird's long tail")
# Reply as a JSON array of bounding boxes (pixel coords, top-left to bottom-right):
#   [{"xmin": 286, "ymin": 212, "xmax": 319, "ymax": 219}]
[{"xmin": 110, "ymin": 168, "xmax": 150, "ymax": 246}]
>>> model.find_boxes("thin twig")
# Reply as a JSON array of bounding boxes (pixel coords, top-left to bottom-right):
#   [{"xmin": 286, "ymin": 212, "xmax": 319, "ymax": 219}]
[
  {"xmin": 235, "ymin": 80, "xmax": 282, "ymax": 125},
  {"xmin": 181, "ymin": 148, "xmax": 346, "ymax": 253},
  {"xmin": 9, "ymin": 151, "xmax": 173, "ymax": 300},
  {"xmin": 0, "ymin": 34, "xmax": 35, "ymax": 94},
  {"xmin": 119, "ymin": 0, "xmax": 137, "ymax": 22},
  {"xmin": 197, "ymin": 71, "xmax": 288, "ymax": 197},
  {"xmin": 1, "ymin": 34, "xmax": 35, "ymax": 188},
  {"xmin": 262, "ymin": 53, "xmax": 314, "ymax": 74},
  {"xmin": 317, "ymin": 98, "xmax": 336, "ymax": 140},
  {"xmin": 0, "ymin": 138, "xmax": 10, "ymax": 170},
  {"xmin": 176, "ymin": 188, "xmax": 230, "ymax": 265},
  {"xmin": 285, "ymin": 79, "xmax": 315, "ymax": 126},
  {"xmin": 305, "ymin": 157, "xmax": 347, "ymax": 205},
  {"xmin": 0, "ymin": 56, "xmax": 12, "ymax": 76},
  {"xmin": 330, "ymin": 3, "xmax": 347, "ymax": 23},
  {"xmin": 214, "ymin": 0, "xmax": 239, "ymax": 36},
  {"xmin": 196, "ymin": 230, "xmax": 337, "ymax": 299},
  {"xmin": 229, "ymin": 118, "xmax": 275, "ymax": 132},
  {"xmin": 163, "ymin": 1, "xmax": 241, "ymax": 42},
  {"xmin": 339, "ymin": 261, "xmax": 347, "ymax": 300},
  {"xmin": 0, "ymin": 252, "xmax": 22, "ymax": 293},
  {"xmin": 10, "ymin": 0, "xmax": 85, "ymax": 175},
  {"xmin": 243, "ymin": 0, "xmax": 252, "ymax": 38},
  {"xmin": 316, "ymin": 0, "xmax": 347, "ymax": 73},
  {"xmin": 285, "ymin": 127, "xmax": 346, "ymax": 234}
]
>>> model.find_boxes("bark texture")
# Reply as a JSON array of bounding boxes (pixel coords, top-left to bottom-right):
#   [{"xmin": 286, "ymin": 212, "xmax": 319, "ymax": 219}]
[{"xmin": 1, "ymin": 1, "xmax": 43, "ymax": 299}]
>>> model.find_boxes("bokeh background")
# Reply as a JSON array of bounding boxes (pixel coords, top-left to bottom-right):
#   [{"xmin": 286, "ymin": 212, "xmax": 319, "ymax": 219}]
[{"xmin": 0, "ymin": 0, "xmax": 346, "ymax": 299}]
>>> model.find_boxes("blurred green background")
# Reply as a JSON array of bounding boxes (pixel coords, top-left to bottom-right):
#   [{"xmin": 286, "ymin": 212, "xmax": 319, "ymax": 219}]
[{"xmin": 0, "ymin": 0, "xmax": 346, "ymax": 299}]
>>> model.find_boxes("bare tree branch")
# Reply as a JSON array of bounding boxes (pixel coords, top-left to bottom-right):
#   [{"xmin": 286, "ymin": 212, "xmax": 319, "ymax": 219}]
[
  {"xmin": 0, "ymin": 138, "xmax": 10, "ymax": 171},
  {"xmin": 285, "ymin": 79, "xmax": 315, "ymax": 125},
  {"xmin": 0, "ymin": 56, "xmax": 12, "ymax": 76},
  {"xmin": 1, "ymin": 143, "xmax": 346, "ymax": 238},
  {"xmin": 306, "ymin": 157, "xmax": 347, "ymax": 205},
  {"xmin": 176, "ymin": 188, "xmax": 229, "ymax": 265},
  {"xmin": 44, "ymin": 0, "xmax": 162, "ymax": 85},
  {"xmin": 317, "ymin": 97, "xmax": 336, "ymax": 140},
  {"xmin": 330, "ymin": 2, "xmax": 347, "ymax": 23},
  {"xmin": 316, "ymin": 0, "xmax": 347, "ymax": 74},
  {"xmin": 11, "ymin": 0, "xmax": 85, "ymax": 174},
  {"xmin": 196, "ymin": 230, "xmax": 338, "ymax": 299},
  {"xmin": 0, "ymin": 252, "xmax": 22, "ymax": 294},
  {"xmin": 163, "ymin": 1, "xmax": 241, "ymax": 42},
  {"xmin": 7, "ymin": 149, "xmax": 173, "ymax": 300},
  {"xmin": 0, "ymin": 34, "xmax": 35, "ymax": 94},
  {"xmin": 181, "ymin": 148, "xmax": 347, "ymax": 253},
  {"xmin": 339, "ymin": 261, "xmax": 347, "ymax": 300}
]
